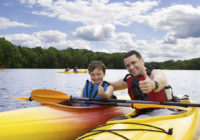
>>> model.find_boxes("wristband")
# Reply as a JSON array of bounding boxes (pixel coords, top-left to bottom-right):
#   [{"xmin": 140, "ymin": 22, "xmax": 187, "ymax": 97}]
[{"xmin": 154, "ymin": 81, "xmax": 159, "ymax": 90}]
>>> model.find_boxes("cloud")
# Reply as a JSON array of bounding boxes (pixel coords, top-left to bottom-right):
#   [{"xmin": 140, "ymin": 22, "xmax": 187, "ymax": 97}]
[
  {"xmin": 20, "ymin": 0, "xmax": 158, "ymax": 26},
  {"xmin": 73, "ymin": 23, "xmax": 137, "ymax": 51},
  {"xmin": 138, "ymin": 4, "xmax": 200, "ymax": 41},
  {"xmin": 4, "ymin": 1, "xmax": 14, "ymax": 6},
  {"xmin": 33, "ymin": 30, "xmax": 67, "ymax": 43},
  {"xmin": 19, "ymin": 0, "xmax": 36, "ymax": 5},
  {"xmin": 147, "ymin": 51, "xmax": 181, "ymax": 59},
  {"xmin": 3, "ymin": 33, "xmax": 40, "ymax": 47},
  {"xmin": 110, "ymin": 32, "xmax": 137, "ymax": 51},
  {"xmin": 0, "ymin": 17, "xmax": 34, "ymax": 29},
  {"xmin": 2, "ymin": 30, "xmax": 90, "ymax": 50},
  {"xmin": 2, "ymin": 30, "xmax": 200, "ymax": 62},
  {"xmin": 89, "ymin": 32, "xmax": 136, "ymax": 53},
  {"xmin": 163, "ymin": 32, "xmax": 177, "ymax": 44},
  {"xmin": 137, "ymin": 38, "xmax": 200, "ymax": 62},
  {"xmin": 3, "ymin": 1, "xmax": 200, "ymax": 62},
  {"xmin": 73, "ymin": 24, "xmax": 115, "ymax": 41}
]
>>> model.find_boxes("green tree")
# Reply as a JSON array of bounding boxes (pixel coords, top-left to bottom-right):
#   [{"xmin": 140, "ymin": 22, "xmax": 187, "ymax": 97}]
[
  {"xmin": 0, "ymin": 37, "xmax": 200, "ymax": 70},
  {"xmin": 45, "ymin": 47, "xmax": 58, "ymax": 68}
]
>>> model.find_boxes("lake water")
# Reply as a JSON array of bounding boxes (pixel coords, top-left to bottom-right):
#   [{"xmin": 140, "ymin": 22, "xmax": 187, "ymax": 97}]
[{"xmin": 0, "ymin": 69, "xmax": 200, "ymax": 112}]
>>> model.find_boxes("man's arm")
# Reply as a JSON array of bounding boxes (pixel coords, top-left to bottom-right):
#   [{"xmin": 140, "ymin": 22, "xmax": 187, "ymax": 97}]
[
  {"xmin": 110, "ymin": 78, "xmax": 128, "ymax": 91},
  {"xmin": 150, "ymin": 69, "xmax": 168, "ymax": 92}
]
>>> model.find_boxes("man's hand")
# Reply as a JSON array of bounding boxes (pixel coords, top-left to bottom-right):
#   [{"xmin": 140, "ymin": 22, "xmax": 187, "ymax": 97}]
[{"xmin": 139, "ymin": 70, "xmax": 155, "ymax": 94}]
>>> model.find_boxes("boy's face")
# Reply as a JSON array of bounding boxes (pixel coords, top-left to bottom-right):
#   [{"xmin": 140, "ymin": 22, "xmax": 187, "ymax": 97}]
[{"xmin": 89, "ymin": 68, "xmax": 105, "ymax": 85}]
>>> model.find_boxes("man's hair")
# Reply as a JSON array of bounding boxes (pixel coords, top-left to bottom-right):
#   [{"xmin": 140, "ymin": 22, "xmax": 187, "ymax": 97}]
[
  {"xmin": 123, "ymin": 50, "xmax": 142, "ymax": 59},
  {"xmin": 88, "ymin": 61, "xmax": 106, "ymax": 74}
]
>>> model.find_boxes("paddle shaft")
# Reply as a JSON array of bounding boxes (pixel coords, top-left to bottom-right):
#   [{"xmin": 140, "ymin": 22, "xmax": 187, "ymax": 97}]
[
  {"xmin": 70, "ymin": 96, "xmax": 200, "ymax": 107},
  {"xmin": 30, "ymin": 89, "xmax": 200, "ymax": 107},
  {"xmin": 65, "ymin": 100, "xmax": 131, "ymax": 107},
  {"xmin": 11, "ymin": 89, "xmax": 197, "ymax": 110},
  {"xmin": 65, "ymin": 99, "xmax": 189, "ymax": 110}
]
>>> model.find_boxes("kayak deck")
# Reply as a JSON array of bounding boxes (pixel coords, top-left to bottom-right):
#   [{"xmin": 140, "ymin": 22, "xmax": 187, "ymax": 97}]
[
  {"xmin": 58, "ymin": 70, "xmax": 87, "ymax": 73},
  {"xmin": 0, "ymin": 102, "xmax": 132, "ymax": 140},
  {"xmin": 77, "ymin": 100, "xmax": 200, "ymax": 140}
]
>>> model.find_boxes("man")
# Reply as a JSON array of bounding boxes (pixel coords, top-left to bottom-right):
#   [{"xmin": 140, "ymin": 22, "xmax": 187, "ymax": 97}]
[{"xmin": 111, "ymin": 50, "xmax": 173, "ymax": 104}]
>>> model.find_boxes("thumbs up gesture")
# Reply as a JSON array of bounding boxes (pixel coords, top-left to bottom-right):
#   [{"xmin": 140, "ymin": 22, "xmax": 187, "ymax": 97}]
[
  {"xmin": 98, "ymin": 81, "xmax": 104, "ymax": 96},
  {"xmin": 139, "ymin": 69, "xmax": 155, "ymax": 94}
]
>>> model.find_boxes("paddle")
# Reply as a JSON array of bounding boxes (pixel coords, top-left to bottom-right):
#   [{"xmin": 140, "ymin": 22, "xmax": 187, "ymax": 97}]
[
  {"xmin": 63, "ymin": 100, "xmax": 190, "ymax": 110},
  {"xmin": 11, "ymin": 97, "xmax": 31, "ymax": 101},
  {"xmin": 11, "ymin": 89, "xmax": 191, "ymax": 111},
  {"xmin": 11, "ymin": 89, "xmax": 69, "ymax": 102},
  {"xmin": 33, "ymin": 89, "xmax": 200, "ymax": 107}
]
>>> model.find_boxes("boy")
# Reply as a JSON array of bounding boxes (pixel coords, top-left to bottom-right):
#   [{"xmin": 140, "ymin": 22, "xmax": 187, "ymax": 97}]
[{"xmin": 81, "ymin": 61, "xmax": 114, "ymax": 106}]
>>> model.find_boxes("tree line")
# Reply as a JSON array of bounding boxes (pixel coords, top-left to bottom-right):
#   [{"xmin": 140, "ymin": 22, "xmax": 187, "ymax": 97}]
[{"xmin": 0, "ymin": 37, "xmax": 199, "ymax": 70}]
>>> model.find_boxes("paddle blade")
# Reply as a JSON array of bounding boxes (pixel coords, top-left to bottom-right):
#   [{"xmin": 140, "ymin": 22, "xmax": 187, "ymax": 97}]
[
  {"xmin": 31, "ymin": 89, "xmax": 70, "ymax": 103},
  {"xmin": 10, "ymin": 97, "xmax": 30, "ymax": 101},
  {"xmin": 133, "ymin": 103, "xmax": 190, "ymax": 111}
]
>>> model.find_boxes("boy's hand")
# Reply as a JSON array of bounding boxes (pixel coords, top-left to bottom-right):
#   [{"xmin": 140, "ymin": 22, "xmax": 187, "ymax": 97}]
[{"xmin": 98, "ymin": 81, "xmax": 105, "ymax": 96}]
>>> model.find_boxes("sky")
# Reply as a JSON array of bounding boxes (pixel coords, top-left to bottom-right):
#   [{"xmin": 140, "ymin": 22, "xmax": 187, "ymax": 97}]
[{"xmin": 0, "ymin": 0, "xmax": 200, "ymax": 62}]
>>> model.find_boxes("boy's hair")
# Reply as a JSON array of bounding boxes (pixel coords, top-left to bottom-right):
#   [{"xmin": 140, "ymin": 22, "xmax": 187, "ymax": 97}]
[
  {"xmin": 88, "ymin": 61, "xmax": 106, "ymax": 74},
  {"xmin": 124, "ymin": 50, "xmax": 142, "ymax": 59}
]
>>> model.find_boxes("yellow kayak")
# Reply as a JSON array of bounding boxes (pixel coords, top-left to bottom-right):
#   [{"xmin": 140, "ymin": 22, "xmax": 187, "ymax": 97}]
[
  {"xmin": 0, "ymin": 102, "xmax": 132, "ymax": 140},
  {"xmin": 58, "ymin": 70, "xmax": 87, "ymax": 73},
  {"xmin": 77, "ymin": 99, "xmax": 200, "ymax": 140}
]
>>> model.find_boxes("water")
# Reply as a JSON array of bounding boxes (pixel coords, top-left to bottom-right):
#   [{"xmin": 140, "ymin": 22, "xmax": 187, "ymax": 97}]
[{"xmin": 0, "ymin": 69, "xmax": 200, "ymax": 112}]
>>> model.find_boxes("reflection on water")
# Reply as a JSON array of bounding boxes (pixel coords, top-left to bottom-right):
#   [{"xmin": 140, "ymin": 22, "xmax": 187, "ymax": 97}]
[
  {"xmin": 165, "ymin": 70, "xmax": 200, "ymax": 103},
  {"xmin": 0, "ymin": 69, "xmax": 200, "ymax": 112}
]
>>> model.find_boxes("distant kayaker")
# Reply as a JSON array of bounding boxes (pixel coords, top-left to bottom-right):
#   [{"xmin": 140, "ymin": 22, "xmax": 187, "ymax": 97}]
[
  {"xmin": 73, "ymin": 66, "xmax": 78, "ymax": 73},
  {"xmin": 110, "ymin": 50, "xmax": 176, "ymax": 114},
  {"xmin": 65, "ymin": 67, "xmax": 70, "ymax": 72},
  {"xmin": 81, "ymin": 61, "xmax": 114, "ymax": 106}
]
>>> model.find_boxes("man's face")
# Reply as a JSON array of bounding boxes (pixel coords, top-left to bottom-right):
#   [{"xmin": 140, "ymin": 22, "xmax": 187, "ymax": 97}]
[{"xmin": 124, "ymin": 55, "xmax": 144, "ymax": 77}]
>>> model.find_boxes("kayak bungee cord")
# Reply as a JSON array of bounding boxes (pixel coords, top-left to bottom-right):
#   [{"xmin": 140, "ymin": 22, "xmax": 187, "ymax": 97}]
[{"xmin": 77, "ymin": 122, "xmax": 173, "ymax": 140}]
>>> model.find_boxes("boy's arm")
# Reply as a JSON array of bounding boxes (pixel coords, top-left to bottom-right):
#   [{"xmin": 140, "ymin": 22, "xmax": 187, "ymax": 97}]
[
  {"xmin": 98, "ymin": 82, "xmax": 114, "ymax": 99},
  {"xmin": 80, "ymin": 89, "xmax": 83, "ymax": 97}
]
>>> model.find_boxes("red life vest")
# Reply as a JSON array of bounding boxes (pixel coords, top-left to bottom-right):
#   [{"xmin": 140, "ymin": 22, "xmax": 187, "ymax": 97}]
[{"xmin": 125, "ymin": 74, "xmax": 167, "ymax": 102}]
